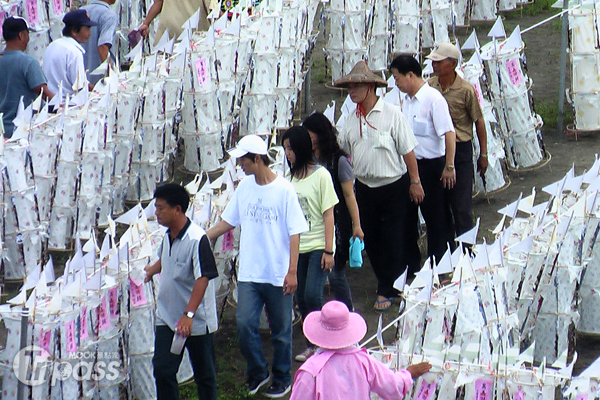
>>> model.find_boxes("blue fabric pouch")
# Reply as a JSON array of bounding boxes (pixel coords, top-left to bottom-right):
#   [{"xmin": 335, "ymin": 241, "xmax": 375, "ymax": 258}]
[{"xmin": 349, "ymin": 237, "xmax": 364, "ymax": 268}]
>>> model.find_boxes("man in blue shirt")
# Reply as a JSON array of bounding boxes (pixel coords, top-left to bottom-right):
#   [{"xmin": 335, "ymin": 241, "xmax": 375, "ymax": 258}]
[
  {"xmin": 0, "ymin": 16, "xmax": 53, "ymax": 138},
  {"xmin": 81, "ymin": 0, "xmax": 118, "ymax": 85}
]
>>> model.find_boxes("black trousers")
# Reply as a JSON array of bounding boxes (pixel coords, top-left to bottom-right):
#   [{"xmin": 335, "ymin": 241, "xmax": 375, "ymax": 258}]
[
  {"xmin": 355, "ymin": 175, "xmax": 410, "ymax": 299},
  {"xmin": 449, "ymin": 141, "xmax": 474, "ymax": 237},
  {"xmin": 153, "ymin": 325, "xmax": 217, "ymax": 400},
  {"xmin": 447, "ymin": 140, "xmax": 474, "ymax": 236},
  {"xmin": 405, "ymin": 157, "xmax": 455, "ymax": 271}
]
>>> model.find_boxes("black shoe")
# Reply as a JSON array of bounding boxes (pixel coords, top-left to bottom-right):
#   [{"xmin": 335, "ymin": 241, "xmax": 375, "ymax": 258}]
[
  {"xmin": 245, "ymin": 374, "xmax": 270, "ymax": 395},
  {"xmin": 264, "ymin": 381, "xmax": 291, "ymax": 398}
]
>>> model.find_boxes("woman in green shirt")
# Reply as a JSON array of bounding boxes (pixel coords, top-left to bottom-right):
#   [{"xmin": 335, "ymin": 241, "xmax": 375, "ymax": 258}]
[{"xmin": 282, "ymin": 126, "xmax": 339, "ymax": 363}]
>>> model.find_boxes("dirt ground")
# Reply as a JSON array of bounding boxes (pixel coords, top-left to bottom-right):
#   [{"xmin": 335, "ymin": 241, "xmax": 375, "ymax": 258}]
[{"xmin": 210, "ymin": 6, "xmax": 600, "ymax": 400}]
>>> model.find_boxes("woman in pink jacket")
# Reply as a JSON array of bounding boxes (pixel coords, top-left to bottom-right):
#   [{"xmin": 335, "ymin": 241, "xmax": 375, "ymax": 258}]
[{"xmin": 290, "ymin": 300, "xmax": 431, "ymax": 400}]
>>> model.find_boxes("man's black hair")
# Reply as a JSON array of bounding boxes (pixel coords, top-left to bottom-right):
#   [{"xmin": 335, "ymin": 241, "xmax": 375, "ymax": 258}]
[
  {"xmin": 62, "ymin": 24, "xmax": 83, "ymax": 38},
  {"xmin": 154, "ymin": 183, "xmax": 190, "ymax": 213},
  {"xmin": 3, "ymin": 28, "xmax": 22, "ymax": 41},
  {"xmin": 389, "ymin": 55, "xmax": 422, "ymax": 77},
  {"xmin": 241, "ymin": 152, "xmax": 271, "ymax": 166}
]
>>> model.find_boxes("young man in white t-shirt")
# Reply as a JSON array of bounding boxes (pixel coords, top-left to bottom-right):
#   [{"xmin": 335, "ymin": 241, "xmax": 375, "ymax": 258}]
[{"xmin": 207, "ymin": 135, "xmax": 308, "ymax": 398}]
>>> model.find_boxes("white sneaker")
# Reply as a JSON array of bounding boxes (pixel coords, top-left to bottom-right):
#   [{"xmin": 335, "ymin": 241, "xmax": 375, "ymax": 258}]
[{"xmin": 295, "ymin": 347, "xmax": 315, "ymax": 362}]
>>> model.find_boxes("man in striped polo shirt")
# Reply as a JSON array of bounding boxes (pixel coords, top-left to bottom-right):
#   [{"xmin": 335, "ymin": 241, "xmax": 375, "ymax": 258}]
[{"xmin": 335, "ymin": 61, "xmax": 424, "ymax": 312}]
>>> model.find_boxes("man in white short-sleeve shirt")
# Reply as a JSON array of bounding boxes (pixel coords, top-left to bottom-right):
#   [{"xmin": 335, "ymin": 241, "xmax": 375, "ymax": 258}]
[
  {"xmin": 207, "ymin": 135, "xmax": 308, "ymax": 398},
  {"xmin": 43, "ymin": 9, "xmax": 96, "ymax": 105},
  {"xmin": 335, "ymin": 61, "xmax": 423, "ymax": 311},
  {"xmin": 390, "ymin": 55, "xmax": 457, "ymax": 267}
]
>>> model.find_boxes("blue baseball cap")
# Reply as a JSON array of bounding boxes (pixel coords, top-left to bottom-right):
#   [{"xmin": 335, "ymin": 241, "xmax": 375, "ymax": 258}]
[{"xmin": 62, "ymin": 9, "xmax": 98, "ymax": 27}]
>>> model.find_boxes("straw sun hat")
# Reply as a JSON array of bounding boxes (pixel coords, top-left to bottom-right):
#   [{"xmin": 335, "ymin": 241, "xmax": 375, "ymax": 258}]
[
  {"xmin": 303, "ymin": 300, "xmax": 368, "ymax": 350},
  {"xmin": 333, "ymin": 61, "xmax": 387, "ymax": 88}
]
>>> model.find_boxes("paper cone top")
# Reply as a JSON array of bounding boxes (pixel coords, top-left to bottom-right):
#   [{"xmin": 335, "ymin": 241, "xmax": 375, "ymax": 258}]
[
  {"xmin": 502, "ymin": 25, "xmax": 523, "ymax": 50},
  {"xmin": 487, "ymin": 17, "xmax": 506, "ymax": 38},
  {"xmin": 462, "ymin": 29, "xmax": 480, "ymax": 50}
]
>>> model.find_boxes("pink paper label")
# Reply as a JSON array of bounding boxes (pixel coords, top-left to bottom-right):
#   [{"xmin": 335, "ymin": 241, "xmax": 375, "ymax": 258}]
[
  {"xmin": 513, "ymin": 389, "xmax": 524, "ymax": 400},
  {"xmin": 108, "ymin": 287, "xmax": 119, "ymax": 319},
  {"xmin": 52, "ymin": 0, "xmax": 63, "ymax": 14},
  {"xmin": 97, "ymin": 296, "xmax": 111, "ymax": 331},
  {"xmin": 415, "ymin": 380, "xmax": 436, "ymax": 400},
  {"xmin": 222, "ymin": 229, "xmax": 234, "ymax": 252},
  {"xmin": 506, "ymin": 59, "xmax": 523, "ymax": 86},
  {"xmin": 65, "ymin": 320, "xmax": 77, "ymax": 354},
  {"xmin": 472, "ymin": 80, "xmax": 484, "ymax": 107},
  {"xmin": 475, "ymin": 378, "xmax": 493, "ymax": 400},
  {"xmin": 80, "ymin": 307, "xmax": 89, "ymax": 340},
  {"xmin": 25, "ymin": 0, "xmax": 39, "ymax": 25},
  {"xmin": 195, "ymin": 58, "xmax": 209, "ymax": 86},
  {"xmin": 39, "ymin": 329, "xmax": 51, "ymax": 353},
  {"xmin": 130, "ymin": 278, "xmax": 147, "ymax": 307}
]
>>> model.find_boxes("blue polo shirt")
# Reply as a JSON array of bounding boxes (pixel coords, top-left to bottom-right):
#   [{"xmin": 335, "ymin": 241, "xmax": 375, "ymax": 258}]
[{"xmin": 0, "ymin": 50, "xmax": 47, "ymax": 138}]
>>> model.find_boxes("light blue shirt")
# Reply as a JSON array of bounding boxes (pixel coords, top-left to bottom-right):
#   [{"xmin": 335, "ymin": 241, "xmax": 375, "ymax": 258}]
[{"xmin": 81, "ymin": 1, "xmax": 118, "ymax": 84}]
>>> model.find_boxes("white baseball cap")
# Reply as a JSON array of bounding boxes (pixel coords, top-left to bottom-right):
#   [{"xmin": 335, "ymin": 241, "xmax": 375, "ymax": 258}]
[{"xmin": 227, "ymin": 135, "xmax": 268, "ymax": 158}]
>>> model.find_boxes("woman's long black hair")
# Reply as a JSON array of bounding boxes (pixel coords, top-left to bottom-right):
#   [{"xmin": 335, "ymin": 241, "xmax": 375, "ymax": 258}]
[
  {"xmin": 302, "ymin": 112, "xmax": 347, "ymax": 168},
  {"xmin": 281, "ymin": 126, "xmax": 315, "ymax": 179}
]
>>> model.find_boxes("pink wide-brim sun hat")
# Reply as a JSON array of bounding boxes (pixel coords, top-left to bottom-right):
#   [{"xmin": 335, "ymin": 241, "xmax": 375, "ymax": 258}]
[{"xmin": 303, "ymin": 300, "xmax": 368, "ymax": 350}]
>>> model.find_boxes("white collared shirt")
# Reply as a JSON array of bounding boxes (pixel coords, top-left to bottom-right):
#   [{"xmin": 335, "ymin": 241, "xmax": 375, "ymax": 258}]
[
  {"xmin": 338, "ymin": 97, "xmax": 418, "ymax": 188},
  {"xmin": 401, "ymin": 82, "xmax": 455, "ymax": 160},
  {"xmin": 42, "ymin": 36, "xmax": 88, "ymax": 104}
]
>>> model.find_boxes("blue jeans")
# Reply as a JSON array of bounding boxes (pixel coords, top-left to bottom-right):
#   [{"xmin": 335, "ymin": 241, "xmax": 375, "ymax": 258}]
[
  {"xmin": 152, "ymin": 325, "xmax": 217, "ymax": 400},
  {"xmin": 297, "ymin": 250, "xmax": 329, "ymax": 321},
  {"xmin": 237, "ymin": 281, "xmax": 294, "ymax": 386}
]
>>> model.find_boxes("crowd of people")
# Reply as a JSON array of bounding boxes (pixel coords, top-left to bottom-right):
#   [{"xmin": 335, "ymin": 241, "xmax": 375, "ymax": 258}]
[
  {"xmin": 1, "ymin": 0, "xmax": 245, "ymax": 138},
  {"xmin": 143, "ymin": 45, "xmax": 486, "ymax": 398},
  {"xmin": 2, "ymin": 6, "xmax": 486, "ymax": 398},
  {"xmin": 0, "ymin": 1, "xmax": 118, "ymax": 137}
]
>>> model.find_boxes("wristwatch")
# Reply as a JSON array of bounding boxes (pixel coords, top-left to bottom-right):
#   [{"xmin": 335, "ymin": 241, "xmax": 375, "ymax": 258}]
[
  {"xmin": 184, "ymin": 311, "xmax": 195, "ymax": 319},
  {"xmin": 446, "ymin": 164, "xmax": 455, "ymax": 171},
  {"xmin": 480, "ymin": 153, "xmax": 488, "ymax": 158},
  {"xmin": 410, "ymin": 179, "xmax": 421, "ymax": 185}
]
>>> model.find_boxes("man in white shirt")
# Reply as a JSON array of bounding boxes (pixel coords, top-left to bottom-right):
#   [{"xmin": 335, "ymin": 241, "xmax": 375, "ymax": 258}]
[
  {"xmin": 390, "ymin": 55, "xmax": 456, "ymax": 266},
  {"xmin": 335, "ymin": 61, "xmax": 424, "ymax": 311},
  {"xmin": 43, "ymin": 9, "xmax": 97, "ymax": 105},
  {"xmin": 207, "ymin": 135, "xmax": 308, "ymax": 398}
]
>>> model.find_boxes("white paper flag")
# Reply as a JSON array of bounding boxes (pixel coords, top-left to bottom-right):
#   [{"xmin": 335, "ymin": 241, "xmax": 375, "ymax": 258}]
[
  {"xmin": 462, "ymin": 29, "xmax": 480, "ymax": 50},
  {"xmin": 376, "ymin": 314, "xmax": 384, "ymax": 349},
  {"xmin": 487, "ymin": 16, "xmax": 506, "ymax": 38},
  {"xmin": 455, "ymin": 218, "xmax": 480, "ymax": 245}
]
